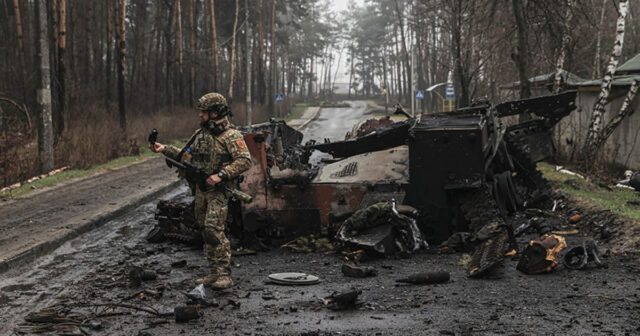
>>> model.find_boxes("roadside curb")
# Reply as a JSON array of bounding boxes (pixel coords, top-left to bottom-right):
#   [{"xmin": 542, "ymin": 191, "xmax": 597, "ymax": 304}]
[
  {"xmin": 0, "ymin": 179, "xmax": 183, "ymax": 274},
  {"xmin": 294, "ymin": 106, "xmax": 322, "ymax": 131},
  {"xmin": 1, "ymin": 156, "xmax": 157, "ymax": 203}
]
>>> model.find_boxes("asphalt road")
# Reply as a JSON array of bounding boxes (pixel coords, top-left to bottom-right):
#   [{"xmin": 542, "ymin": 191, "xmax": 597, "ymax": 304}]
[
  {"xmin": 302, "ymin": 100, "xmax": 369, "ymax": 165},
  {"xmin": 302, "ymin": 101, "xmax": 368, "ymax": 142}
]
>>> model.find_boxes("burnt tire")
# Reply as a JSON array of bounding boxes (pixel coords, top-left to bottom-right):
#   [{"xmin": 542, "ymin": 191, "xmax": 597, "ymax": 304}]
[
  {"xmin": 164, "ymin": 232, "xmax": 202, "ymax": 247},
  {"xmin": 146, "ymin": 226, "xmax": 166, "ymax": 243}
]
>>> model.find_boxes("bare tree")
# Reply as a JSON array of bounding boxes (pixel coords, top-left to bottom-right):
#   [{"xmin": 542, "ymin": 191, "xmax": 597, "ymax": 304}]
[
  {"xmin": 269, "ymin": 0, "xmax": 276, "ymax": 115},
  {"xmin": 584, "ymin": 0, "xmax": 629, "ymax": 156},
  {"xmin": 552, "ymin": 0, "xmax": 575, "ymax": 94},
  {"xmin": 116, "ymin": 0, "xmax": 127, "ymax": 133},
  {"xmin": 35, "ymin": 0, "xmax": 54, "ymax": 173},
  {"xmin": 12, "ymin": 0, "xmax": 27, "ymax": 102},
  {"xmin": 511, "ymin": 0, "xmax": 531, "ymax": 100},
  {"xmin": 592, "ymin": 0, "xmax": 607, "ymax": 78},
  {"xmin": 227, "ymin": 0, "xmax": 239, "ymax": 102},
  {"xmin": 106, "ymin": 0, "xmax": 113, "ymax": 106},
  {"xmin": 594, "ymin": 79, "xmax": 639, "ymax": 150},
  {"xmin": 209, "ymin": 0, "xmax": 219, "ymax": 91},
  {"xmin": 55, "ymin": 0, "xmax": 67, "ymax": 139},
  {"xmin": 245, "ymin": 0, "xmax": 252, "ymax": 125},
  {"xmin": 188, "ymin": 0, "xmax": 195, "ymax": 103}
]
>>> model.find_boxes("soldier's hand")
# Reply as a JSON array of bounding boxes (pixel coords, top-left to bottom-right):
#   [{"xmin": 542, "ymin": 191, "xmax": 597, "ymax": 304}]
[
  {"xmin": 206, "ymin": 174, "xmax": 222, "ymax": 187},
  {"xmin": 149, "ymin": 142, "xmax": 165, "ymax": 153}
]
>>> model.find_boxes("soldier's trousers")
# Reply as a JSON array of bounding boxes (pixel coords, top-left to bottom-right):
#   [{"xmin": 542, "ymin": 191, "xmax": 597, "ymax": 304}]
[{"xmin": 194, "ymin": 189, "xmax": 231, "ymax": 277}]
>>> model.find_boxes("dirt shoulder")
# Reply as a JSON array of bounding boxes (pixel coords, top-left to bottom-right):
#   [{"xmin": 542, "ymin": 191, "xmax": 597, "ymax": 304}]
[{"xmin": 0, "ymin": 156, "xmax": 181, "ymax": 273}]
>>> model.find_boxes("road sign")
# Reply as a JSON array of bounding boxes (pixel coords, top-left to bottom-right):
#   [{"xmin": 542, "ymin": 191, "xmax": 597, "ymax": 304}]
[
  {"xmin": 445, "ymin": 85, "xmax": 455, "ymax": 99},
  {"xmin": 415, "ymin": 90, "xmax": 424, "ymax": 100},
  {"xmin": 275, "ymin": 93, "xmax": 284, "ymax": 103}
]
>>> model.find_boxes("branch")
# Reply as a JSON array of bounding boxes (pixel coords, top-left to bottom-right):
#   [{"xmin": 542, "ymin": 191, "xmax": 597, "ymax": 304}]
[{"xmin": 0, "ymin": 96, "xmax": 31, "ymax": 130}]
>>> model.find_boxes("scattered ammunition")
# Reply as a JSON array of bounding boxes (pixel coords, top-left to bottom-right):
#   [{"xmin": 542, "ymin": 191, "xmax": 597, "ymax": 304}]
[
  {"xmin": 341, "ymin": 264, "xmax": 377, "ymax": 278},
  {"xmin": 174, "ymin": 305, "xmax": 201, "ymax": 323},
  {"xmin": 396, "ymin": 271, "xmax": 450, "ymax": 285}
]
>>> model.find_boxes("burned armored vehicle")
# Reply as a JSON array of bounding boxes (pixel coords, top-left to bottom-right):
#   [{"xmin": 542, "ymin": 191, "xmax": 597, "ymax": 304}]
[
  {"xmin": 234, "ymin": 91, "xmax": 576, "ymax": 245},
  {"xmin": 150, "ymin": 91, "xmax": 577, "ymax": 252}
]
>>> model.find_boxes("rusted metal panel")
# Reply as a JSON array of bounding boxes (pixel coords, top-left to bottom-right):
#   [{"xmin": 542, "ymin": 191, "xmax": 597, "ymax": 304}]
[{"xmin": 313, "ymin": 146, "xmax": 409, "ymax": 184}]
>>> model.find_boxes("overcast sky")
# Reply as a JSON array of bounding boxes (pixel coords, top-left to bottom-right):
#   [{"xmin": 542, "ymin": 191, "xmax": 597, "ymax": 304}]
[{"xmin": 328, "ymin": 0, "xmax": 360, "ymax": 13}]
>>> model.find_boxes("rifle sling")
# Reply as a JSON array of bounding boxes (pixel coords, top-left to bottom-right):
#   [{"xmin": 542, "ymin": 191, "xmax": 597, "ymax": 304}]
[{"xmin": 176, "ymin": 129, "xmax": 202, "ymax": 162}]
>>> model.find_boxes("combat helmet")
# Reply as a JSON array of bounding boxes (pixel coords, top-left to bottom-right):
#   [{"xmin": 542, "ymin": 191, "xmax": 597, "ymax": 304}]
[{"xmin": 196, "ymin": 92, "xmax": 230, "ymax": 118}]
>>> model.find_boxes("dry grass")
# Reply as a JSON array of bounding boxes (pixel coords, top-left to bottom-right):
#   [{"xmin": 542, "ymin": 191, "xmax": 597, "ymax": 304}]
[
  {"xmin": 1, "ymin": 104, "xmax": 196, "ymax": 188},
  {"xmin": 2, "ymin": 101, "xmax": 285, "ymax": 188}
]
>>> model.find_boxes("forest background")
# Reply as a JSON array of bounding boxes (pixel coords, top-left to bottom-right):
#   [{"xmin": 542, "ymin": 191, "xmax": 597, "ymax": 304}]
[{"xmin": 1, "ymin": 0, "xmax": 639, "ymax": 188}]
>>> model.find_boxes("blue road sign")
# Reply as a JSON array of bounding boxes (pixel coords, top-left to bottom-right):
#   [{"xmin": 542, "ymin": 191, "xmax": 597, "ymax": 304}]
[
  {"xmin": 275, "ymin": 93, "xmax": 285, "ymax": 103},
  {"xmin": 415, "ymin": 90, "xmax": 425, "ymax": 100},
  {"xmin": 445, "ymin": 85, "xmax": 455, "ymax": 99}
]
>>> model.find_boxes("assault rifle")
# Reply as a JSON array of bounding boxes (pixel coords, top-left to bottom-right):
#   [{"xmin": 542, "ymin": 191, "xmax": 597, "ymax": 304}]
[{"xmin": 165, "ymin": 157, "xmax": 253, "ymax": 203}]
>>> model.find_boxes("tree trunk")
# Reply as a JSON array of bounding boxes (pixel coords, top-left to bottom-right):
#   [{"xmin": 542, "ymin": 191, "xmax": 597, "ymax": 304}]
[
  {"xmin": 188, "ymin": 0, "xmax": 195, "ymax": 104},
  {"xmin": 553, "ymin": 0, "xmax": 575, "ymax": 94},
  {"xmin": 594, "ymin": 79, "xmax": 639, "ymax": 150},
  {"xmin": 55, "ymin": 0, "xmax": 66, "ymax": 140},
  {"xmin": 227, "ymin": 0, "xmax": 239, "ymax": 102},
  {"xmin": 116, "ymin": 0, "xmax": 127, "ymax": 133},
  {"xmin": 269, "ymin": 0, "xmax": 276, "ymax": 116},
  {"xmin": 592, "ymin": 0, "xmax": 607, "ymax": 78},
  {"xmin": 209, "ymin": 0, "xmax": 218, "ymax": 91},
  {"xmin": 393, "ymin": 25, "xmax": 403, "ymax": 102},
  {"xmin": 584, "ymin": 0, "xmax": 629, "ymax": 155},
  {"xmin": 245, "ymin": 0, "xmax": 252, "ymax": 125},
  {"xmin": 511, "ymin": 0, "xmax": 531, "ymax": 100},
  {"xmin": 35, "ymin": 0, "xmax": 54, "ymax": 173},
  {"xmin": 348, "ymin": 46, "xmax": 354, "ymax": 97},
  {"xmin": 106, "ymin": 0, "xmax": 113, "ymax": 106},
  {"xmin": 395, "ymin": 0, "xmax": 410, "ymax": 104},
  {"xmin": 12, "ymin": 0, "xmax": 28, "ymax": 103},
  {"xmin": 308, "ymin": 56, "xmax": 313, "ymax": 96},
  {"xmin": 451, "ymin": 0, "xmax": 468, "ymax": 108},
  {"xmin": 257, "ymin": 0, "xmax": 265, "ymax": 103},
  {"xmin": 176, "ymin": 0, "xmax": 183, "ymax": 68}
]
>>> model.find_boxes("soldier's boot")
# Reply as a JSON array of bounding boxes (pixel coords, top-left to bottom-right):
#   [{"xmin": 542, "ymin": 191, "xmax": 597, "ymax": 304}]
[
  {"xmin": 195, "ymin": 272, "xmax": 218, "ymax": 286},
  {"xmin": 210, "ymin": 275, "xmax": 234, "ymax": 289}
]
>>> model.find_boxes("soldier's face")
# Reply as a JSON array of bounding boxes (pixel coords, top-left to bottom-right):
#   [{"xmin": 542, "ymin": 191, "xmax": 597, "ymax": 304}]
[{"xmin": 199, "ymin": 110, "xmax": 209, "ymax": 122}]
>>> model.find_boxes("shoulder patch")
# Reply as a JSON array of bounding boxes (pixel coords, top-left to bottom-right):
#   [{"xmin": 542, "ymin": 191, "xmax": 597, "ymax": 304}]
[{"xmin": 235, "ymin": 139, "xmax": 246, "ymax": 149}]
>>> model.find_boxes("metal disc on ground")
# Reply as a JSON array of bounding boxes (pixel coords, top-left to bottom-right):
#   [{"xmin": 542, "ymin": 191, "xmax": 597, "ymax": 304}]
[{"xmin": 268, "ymin": 272, "xmax": 320, "ymax": 285}]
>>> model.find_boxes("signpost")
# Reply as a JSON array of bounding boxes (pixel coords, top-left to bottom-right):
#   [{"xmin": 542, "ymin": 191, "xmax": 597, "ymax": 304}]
[
  {"xmin": 415, "ymin": 90, "xmax": 425, "ymax": 100},
  {"xmin": 445, "ymin": 85, "xmax": 455, "ymax": 99},
  {"xmin": 275, "ymin": 93, "xmax": 284, "ymax": 103}
]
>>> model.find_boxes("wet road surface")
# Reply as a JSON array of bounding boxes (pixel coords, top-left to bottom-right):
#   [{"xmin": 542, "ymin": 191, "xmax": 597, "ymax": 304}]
[
  {"xmin": 1, "ymin": 103, "xmax": 639, "ymax": 335},
  {"xmin": 302, "ymin": 101, "xmax": 368, "ymax": 142},
  {"xmin": 302, "ymin": 100, "xmax": 369, "ymax": 165}
]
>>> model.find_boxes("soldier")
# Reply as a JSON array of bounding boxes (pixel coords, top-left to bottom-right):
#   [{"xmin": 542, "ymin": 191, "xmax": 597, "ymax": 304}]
[{"xmin": 150, "ymin": 92, "xmax": 251, "ymax": 289}]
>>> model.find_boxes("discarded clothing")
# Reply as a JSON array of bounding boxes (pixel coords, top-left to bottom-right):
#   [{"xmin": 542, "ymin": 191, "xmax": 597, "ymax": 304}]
[
  {"xmin": 564, "ymin": 239, "xmax": 603, "ymax": 270},
  {"xmin": 336, "ymin": 201, "xmax": 427, "ymax": 256},
  {"xmin": 517, "ymin": 234, "xmax": 567, "ymax": 274}
]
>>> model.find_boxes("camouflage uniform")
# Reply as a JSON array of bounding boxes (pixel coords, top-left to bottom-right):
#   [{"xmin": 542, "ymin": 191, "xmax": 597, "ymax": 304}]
[{"xmin": 162, "ymin": 93, "xmax": 251, "ymax": 283}]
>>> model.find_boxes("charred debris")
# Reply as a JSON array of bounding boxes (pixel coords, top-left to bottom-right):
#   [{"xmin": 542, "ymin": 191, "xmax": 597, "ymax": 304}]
[{"xmin": 149, "ymin": 91, "xmax": 601, "ymax": 277}]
